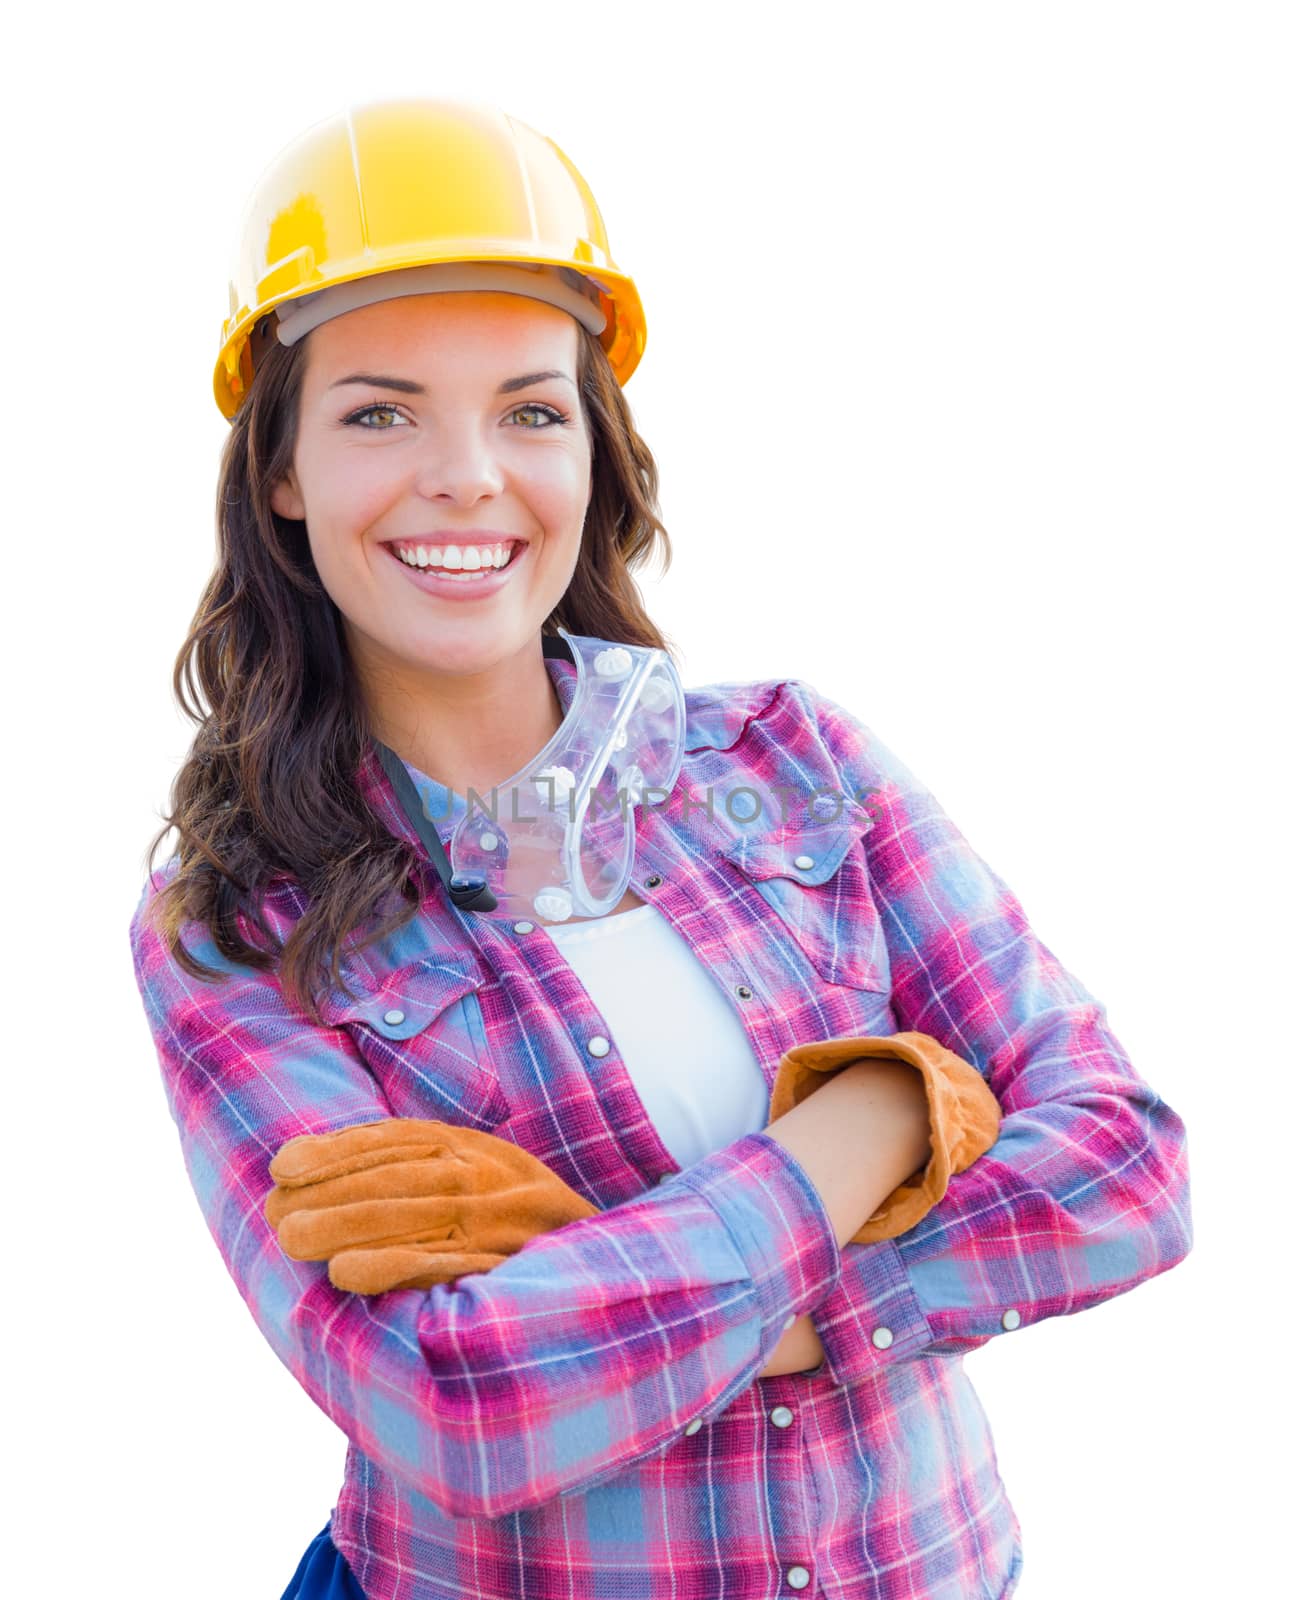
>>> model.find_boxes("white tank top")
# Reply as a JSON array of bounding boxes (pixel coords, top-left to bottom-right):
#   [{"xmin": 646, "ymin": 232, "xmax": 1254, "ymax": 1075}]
[{"xmin": 544, "ymin": 901, "xmax": 771, "ymax": 1169}]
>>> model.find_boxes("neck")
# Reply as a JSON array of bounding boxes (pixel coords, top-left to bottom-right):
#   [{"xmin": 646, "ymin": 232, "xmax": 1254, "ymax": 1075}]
[{"xmin": 359, "ymin": 636, "xmax": 565, "ymax": 804}]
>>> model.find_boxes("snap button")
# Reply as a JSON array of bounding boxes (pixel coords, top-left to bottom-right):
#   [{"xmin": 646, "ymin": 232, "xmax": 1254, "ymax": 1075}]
[
  {"xmin": 382, "ymin": 1009, "xmax": 406, "ymax": 1027},
  {"xmin": 871, "ymin": 1326, "xmax": 894, "ymax": 1349},
  {"xmin": 645, "ymin": 874, "xmax": 663, "ymax": 889},
  {"xmin": 793, "ymin": 854, "xmax": 815, "ymax": 871},
  {"xmin": 684, "ymin": 1417, "xmax": 703, "ymax": 1436},
  {"xmin": 786, "ymin": 1565, "xmax": 812, "ymax": 1589},
  {"xmin": 1001, "ymin": 1308, "xmax": 1021, "ymax": 1330},
  {"xmin": 735, "ymin": 984, "xmax": 753, "ymax": 1000},
  {"xmin": 513, "ymin": 920, "xmax": 535, "ymax": 934},
  {"xmin": 769, "ymin": 1405, "xmax": 794, "ymax": 1429},
  {"xmin": 782, "ymin": 1313, "xmax": 797, "ymax": 1331},
  {"xmin": 587, "ymin": 1035, "xmax": 611, "ymax": 1057}
]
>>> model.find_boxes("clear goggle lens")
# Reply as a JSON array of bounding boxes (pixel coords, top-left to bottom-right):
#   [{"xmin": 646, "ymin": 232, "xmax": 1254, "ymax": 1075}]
[{"xmin": 449, "ymin": 635, "xmax": 685, "ymax": 922}]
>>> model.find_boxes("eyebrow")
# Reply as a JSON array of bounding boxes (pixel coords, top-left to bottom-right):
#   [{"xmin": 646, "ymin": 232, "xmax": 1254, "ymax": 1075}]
[{"xmin": 327, "ymin": 369, "xmax": 576, "ymax": 395}]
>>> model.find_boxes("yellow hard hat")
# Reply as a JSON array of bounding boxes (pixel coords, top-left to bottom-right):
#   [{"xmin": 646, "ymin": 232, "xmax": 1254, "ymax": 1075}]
[{"xmin": 215, "ymin": 98, "xmax": 646, "ymax": 419}]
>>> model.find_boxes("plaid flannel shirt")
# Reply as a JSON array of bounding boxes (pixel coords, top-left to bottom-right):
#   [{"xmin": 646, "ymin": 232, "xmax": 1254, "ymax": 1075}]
[{"xmin": 128, "ymin": 651, "xmax": 1192, "ymax": 1599}]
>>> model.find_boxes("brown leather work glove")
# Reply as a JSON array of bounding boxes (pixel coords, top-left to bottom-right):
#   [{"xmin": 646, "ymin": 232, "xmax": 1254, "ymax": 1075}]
[
  {"xmin": 766, "ymin": 1031, "xmax": 1002, "ymax": 1244},
  {"xmin": 264, "ymin": 1117, "xmax": 600, "ymax": 1294}
]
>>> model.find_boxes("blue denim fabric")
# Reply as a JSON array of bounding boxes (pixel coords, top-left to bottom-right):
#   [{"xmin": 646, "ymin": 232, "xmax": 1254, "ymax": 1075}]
[{"xmin": 279, "ymin": 1520, "xmax": 367, "ymax": 1599}]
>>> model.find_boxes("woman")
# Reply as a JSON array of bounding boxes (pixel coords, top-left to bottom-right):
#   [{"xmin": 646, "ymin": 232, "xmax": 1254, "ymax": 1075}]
[{"xmin": 129, "ymin": 99, "xmax": 1193, "ymax": 1599}]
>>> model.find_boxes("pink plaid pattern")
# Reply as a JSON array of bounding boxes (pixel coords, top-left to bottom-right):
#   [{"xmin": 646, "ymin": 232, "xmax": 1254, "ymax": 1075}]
[{"xmin": 129, "ymin": 655, "xmax": 1191, "ymax": 1598}]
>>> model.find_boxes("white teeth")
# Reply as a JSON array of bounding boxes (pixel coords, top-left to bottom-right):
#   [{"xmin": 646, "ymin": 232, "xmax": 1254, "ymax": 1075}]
[{"xmin": 392, "ymin": 540, "xmax": 515, "ymax": 572}]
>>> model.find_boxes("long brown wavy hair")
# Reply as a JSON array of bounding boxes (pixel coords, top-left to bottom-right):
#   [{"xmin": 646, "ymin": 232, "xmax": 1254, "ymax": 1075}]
[{"xmin": 142, "ymin": 322, "xmax": 677, "ymax": 1025}]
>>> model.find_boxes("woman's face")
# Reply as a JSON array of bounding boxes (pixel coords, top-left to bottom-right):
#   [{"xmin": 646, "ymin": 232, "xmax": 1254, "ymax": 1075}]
[{"xmin": 271, "ymin": 290, "xmax": 593, "ymax": 682}]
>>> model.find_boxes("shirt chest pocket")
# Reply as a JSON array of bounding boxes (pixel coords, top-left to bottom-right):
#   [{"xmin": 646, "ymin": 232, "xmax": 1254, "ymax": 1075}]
[
  {"xmin": 722, "ymin": 820, "xmax": 892, "ymax": 995},
  {"xmin": 327, "ymin": 956, "xmax": 510, "ymax": 1130}
]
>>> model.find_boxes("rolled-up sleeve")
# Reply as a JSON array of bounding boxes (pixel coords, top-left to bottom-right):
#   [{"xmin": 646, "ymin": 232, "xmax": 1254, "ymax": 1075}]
[
  {"xmin": 130, "ymin": 871, "xmax": 841, "ymax": 1518},
  {"xmin": 793, "ymin": 685, "xmax": 1193, "ymax": 1390}
]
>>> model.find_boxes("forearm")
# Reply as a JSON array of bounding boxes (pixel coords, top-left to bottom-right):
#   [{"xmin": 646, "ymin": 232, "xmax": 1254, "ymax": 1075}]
[
  {"xmin": 759, "ymin": 1313, "xmax": 825, "ymax": 1377},
  {"xmin": 763, "ymin": 1057, "xmax": 931, "ymax": 1248},
  {"xmin": 757, "ymin": 1057, "xmax": 928, "ymax": 1380}
]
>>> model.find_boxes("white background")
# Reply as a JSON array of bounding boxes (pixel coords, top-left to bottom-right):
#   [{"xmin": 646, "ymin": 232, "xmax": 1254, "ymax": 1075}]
[{"xmin": 6, "ymin": 2, "xmax": 1292, "ymax": 1595}]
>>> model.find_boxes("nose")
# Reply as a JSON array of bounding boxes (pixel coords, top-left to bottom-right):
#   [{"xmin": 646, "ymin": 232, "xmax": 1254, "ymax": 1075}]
[{"xmin": 411, "ymin": 418, "xmax": 506, "ymax": 506}]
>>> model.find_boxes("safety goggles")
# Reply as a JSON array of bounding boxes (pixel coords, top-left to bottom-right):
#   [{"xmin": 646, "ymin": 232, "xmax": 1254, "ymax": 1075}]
[{"xmin": 376, "ymin": 629, "xmax": 685, "ymax": 923}]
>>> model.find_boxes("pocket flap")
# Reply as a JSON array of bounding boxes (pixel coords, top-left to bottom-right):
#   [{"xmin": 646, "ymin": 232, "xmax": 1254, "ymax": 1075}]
[
  {"xmin": 721, "ymin": 819, "xmax": 862, "ymax": 885},
  {"xmin": 320, "ymin": 948, "xmax": 484, "ymax": 1039}
]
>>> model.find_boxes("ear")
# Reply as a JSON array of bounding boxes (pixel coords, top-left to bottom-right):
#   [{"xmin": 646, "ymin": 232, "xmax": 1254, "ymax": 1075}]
[{"xmin": 270, "ymin": 469, "xmax": 305, "ymax": 521}]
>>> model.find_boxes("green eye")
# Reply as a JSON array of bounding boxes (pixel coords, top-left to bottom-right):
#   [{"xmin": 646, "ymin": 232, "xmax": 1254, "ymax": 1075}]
[
  {"xmin": 511, "ymin": 404, "xmax": 567, "ymax": 428},
  {"xmin": 349, "ymin": 405, "xmax": 405, "ymax": 428}
]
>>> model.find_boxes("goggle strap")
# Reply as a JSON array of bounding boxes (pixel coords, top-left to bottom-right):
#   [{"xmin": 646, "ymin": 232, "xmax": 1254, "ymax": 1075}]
[{"xmin": 374, "ymin": 738, "xmax": 498, "ymax": 912}]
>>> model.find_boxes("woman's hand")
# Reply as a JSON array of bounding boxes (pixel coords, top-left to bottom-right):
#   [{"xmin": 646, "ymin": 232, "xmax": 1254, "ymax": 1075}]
[{"xmin": 264, "ymin": 1118, "xmax": 600, "ymax": 1293}]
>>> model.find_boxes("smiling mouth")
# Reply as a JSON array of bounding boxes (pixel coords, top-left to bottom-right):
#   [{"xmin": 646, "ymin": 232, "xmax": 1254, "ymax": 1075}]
[
  {"xmin": 384, "ymin": 538, "xmax": 525, "ymax": 575},
  {"xmin": 382, "ymin": 539, "xmax": 528, "ymax": 586}
]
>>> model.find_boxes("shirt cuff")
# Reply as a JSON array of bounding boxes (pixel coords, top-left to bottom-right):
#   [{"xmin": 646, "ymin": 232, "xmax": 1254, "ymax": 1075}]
[
  {"xmin": 675, "ymin": 1130, "xmax": 842, "ymax": 1332},
  {"xmin": 810, "ymin": 1237, "xmax": 935, "ymax": 1388}
]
